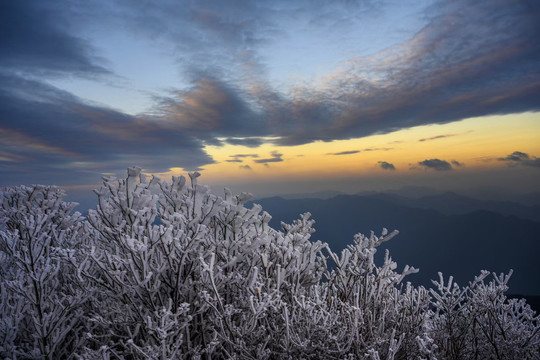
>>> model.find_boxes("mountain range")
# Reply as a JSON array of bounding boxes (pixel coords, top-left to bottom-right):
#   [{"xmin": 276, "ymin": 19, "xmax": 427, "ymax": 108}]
[{"xmin": 250, "ymin": 192, "xmax": 540, "ymax": 296}]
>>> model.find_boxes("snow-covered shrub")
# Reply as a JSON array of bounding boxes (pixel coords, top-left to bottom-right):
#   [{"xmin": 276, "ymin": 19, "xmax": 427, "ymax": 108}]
[
  {"xmin": 0, "ymin": 185, "xmax": 88, "ymax": 359},
  {"xmin": 1, "ymin": 168, "xmax": 539, "ymax": 359},
  {"xmin": 77, "ymin": 168, "xmax": 328, "ymax": 358},
  {"xmin": 429, "ymin": 271, "xmax": 540, "ymax": 359},
  {"xmin": 74, "ymin": 168, "xmax": 438, "ymax": 358}
]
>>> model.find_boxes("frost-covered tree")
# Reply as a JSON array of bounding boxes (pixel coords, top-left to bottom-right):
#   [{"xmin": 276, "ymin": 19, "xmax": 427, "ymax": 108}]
[
  {"xmin": 429, "ymin": 271, "xmax": 540, "ymax": 359},
  {"xmin": 1, "ymin": 168, "xmax": 539, "ymax": 359},
  {"xmin": 0, "ymin": 185, "xmax": 88, "ymax": 359},
  {"xmin": 75, "ymin": 168, "xmax": 436, "ymax": 358}
]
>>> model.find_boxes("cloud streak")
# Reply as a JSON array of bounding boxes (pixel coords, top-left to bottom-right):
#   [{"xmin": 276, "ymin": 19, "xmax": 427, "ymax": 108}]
[
  {"xmin": 328, "ymin": 148, "xmax": 392, "ymax": 156},
  {"xmin": 419, "ymin": 134, "xmax": 458, "ymax": 142},
  {"xmin": 363, "ymin": 147, "xmax": 393, "ymax": 152},
  {"xmin": 253, "ymin": 152, "xmax": 283, "ymax": 164},
  {"xmin": 231, "ymin": 154, "xmax": 259, "ymax": 158},
  {"xmin": 328, "ymin": 150, "xmax": 360, "ymax": 156}
]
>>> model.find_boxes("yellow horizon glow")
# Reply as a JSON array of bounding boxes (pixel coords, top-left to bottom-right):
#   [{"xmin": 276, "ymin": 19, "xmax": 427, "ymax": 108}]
[{"xmin": 158, "ymin": 112, "xmax": 540, "ymax": 185}]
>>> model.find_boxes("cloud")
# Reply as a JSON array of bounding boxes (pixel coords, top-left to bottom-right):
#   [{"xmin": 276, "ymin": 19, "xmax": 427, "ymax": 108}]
[
  {"xmin": 2, "ymin": 0, "xmax": 540, "ymax": 185},
  {"xmin": 419, "ymin": 134, "xmax": 457, "ymax": 142},
  {"xmin": 8, "ymin": 1, "xmax": 540, "ymax": 145},
  {"xmin": 113, "ymin": 0, "xmax": 540, "ymax": 148},
  {"xmin": 0, "ymin": 74, "xmax": 213, "ymax": 186},
  {"xmin": 328, "ymin": 150, "xmax": 360, "ymax": 156},
  {"xmin": 418, "ymin": 159, "xmax": 453, "ymax": 171},
  {"xmin": 254, "ymin": 152, "xmax": 283, "ymax": 164},
  {"xmin": 363, "ymin": 147, "xmax": 393, "ymax": 152},
  {"xmin": 239, "ymin": 165, "xmax": 252, "ymax": 170},
  {"xmin": 328, "ymin": 148, "xmax": 392, "ymax": 155},
  {"xmin": 156, "ymin": 77, "xmax": 265, "ymax": 139},
  {"xmin": 378, "ymin": 161, "xmax": 396, "ymax": 170},
  {"xmin": 231, "ymin": 154, "xmax": 259, "ymax": 158},
  {"xmin": 498, "ymin": 151, "xmax": 540, "ymax": 168},
  {"xmin": 451, "ymin": 160, "xmax": 463, "ymax": 167},
  {"xmin": 224, "ymin": 137, "xmax": 264, "ymax": 147},
  {"xmin": 499, "ymin": 151, "xmax": 530, "ymax": 162},
  {"xmin": 225, "ymin": 153, "xmax": 263, "ymax": 164},
  {"xmin": 254, "ymin": 0, "xmax": 540, "ymax": 146},
  {"xmin": 0, "ymin": 1, "xmax": 108, "ymax": 77},
  {"xmin": 0, "ymin": 150, "xmax": 29, "ymax": 163}
]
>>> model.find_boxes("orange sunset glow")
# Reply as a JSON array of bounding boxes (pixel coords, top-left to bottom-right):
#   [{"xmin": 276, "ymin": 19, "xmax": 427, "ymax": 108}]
[{"xmin": 149, "ymin": 113, "xmax": 540, "ymax": 196}]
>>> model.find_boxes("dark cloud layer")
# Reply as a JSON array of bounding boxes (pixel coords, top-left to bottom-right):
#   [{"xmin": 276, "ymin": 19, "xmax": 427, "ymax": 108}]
[
  {"xmin": 1, "ymin": 0, "xmax": 539, "ymax": 185},
  {"xmin": 224, "ymin": 138, "xmax": 264, "ymax": 148},
  {"xmin": 0, "ymin": 73, "xmax": 213, "ymax": 185},
  {"xmin": 156, "ymin": 78, "xmax": 265, "ymax": 140},
  {"xmin": 146, "ymin": 0, "xmax": 540, "ymax": 147},
  {"xmin": 0, "ymin": 2, "xmax": 108, "ymax": 77}
]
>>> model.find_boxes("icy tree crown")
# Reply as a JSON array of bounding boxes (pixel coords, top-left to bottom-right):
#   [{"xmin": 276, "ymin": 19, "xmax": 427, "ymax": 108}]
[{"xmin": 0, "ymin": 167, "xmax": 538, "ymax": 359}]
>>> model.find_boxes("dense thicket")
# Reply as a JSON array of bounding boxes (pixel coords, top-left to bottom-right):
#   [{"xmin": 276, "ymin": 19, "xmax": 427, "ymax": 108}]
[{"xmin": 1, "ymin": 167, "xmax": 538, "ymax": 359}]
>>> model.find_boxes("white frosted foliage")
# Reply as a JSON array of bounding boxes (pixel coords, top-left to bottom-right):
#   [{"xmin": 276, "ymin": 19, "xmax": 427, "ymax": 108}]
[{"xmin": 1, "ymin": 169, "xmax": 538, "ymax": 359}]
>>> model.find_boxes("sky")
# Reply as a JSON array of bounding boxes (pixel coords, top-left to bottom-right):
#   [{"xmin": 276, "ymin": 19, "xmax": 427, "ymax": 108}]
[{"xmin": 1, "ymin": 0, "xmax": 539, "ymax": 200}]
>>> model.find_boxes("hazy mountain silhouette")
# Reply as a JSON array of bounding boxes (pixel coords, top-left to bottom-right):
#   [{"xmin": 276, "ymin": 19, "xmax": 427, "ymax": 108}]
[
  {"xmin": 367, "ymin": 186, "xmax": 540, "ymax": 206},
  {"xmin": 363, "ymin": 191, "xmax": 540, "ymax": 222},
  {"xmin": 382, "ymin": 185, "xmax": 446, "ymax": 198},
  {"xmin": 259, "ymin": 190, "xmax": 345, "ymax": 200},
  {"xmin": 251, "ymin": 195, "xmax": 540, "ymax": 295},
  {"xmin": 513, "ymin": 191, "xmax": 540, "ymax": 207}
]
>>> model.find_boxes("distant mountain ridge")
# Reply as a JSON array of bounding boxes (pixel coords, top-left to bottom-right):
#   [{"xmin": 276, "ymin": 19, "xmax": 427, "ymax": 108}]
[
  {"xmin": 250, "ymin": 194, "xmax": 540, "ymax": 296},
  {"xmin": 257, "ymin": 190, "xmax": 345, "ymax": 200},
  {"xmin": 383, "ymin": 186, "xmax": 540, "ymax": 206},
  {"xmin": 362, "ymin": 191, "xmax": 540, "ymax": 222}
]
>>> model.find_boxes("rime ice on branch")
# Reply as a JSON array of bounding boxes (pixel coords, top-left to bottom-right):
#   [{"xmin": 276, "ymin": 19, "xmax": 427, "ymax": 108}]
[{"xmin": 1, "ymin": 168, "xmax": 538, "ymax": 359}]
